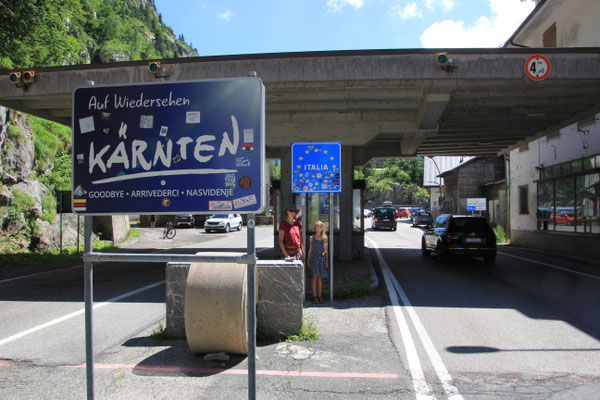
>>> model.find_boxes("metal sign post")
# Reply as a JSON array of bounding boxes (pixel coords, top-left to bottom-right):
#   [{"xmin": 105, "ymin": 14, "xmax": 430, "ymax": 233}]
[
  {"xmin": 83, "ymin": 216, "xmax": 94, "ymax": 400},
  {"xmin": 329, "ymin": 193, "xmax": 334, "ymax": 303},
  {"xmin": 246, "ymin": 214, "xmax": 257, "ymax": 399}
]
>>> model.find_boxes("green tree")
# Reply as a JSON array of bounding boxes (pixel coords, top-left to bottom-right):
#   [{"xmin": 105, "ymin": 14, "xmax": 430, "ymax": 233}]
[
  {"xmin": 269, "ymin": 161, "xmax": 281, "ymax": 181},
  {"xmin": 358, "ymin": 158, "xmax": 427, "ymax": 205},
  {"xmin": 0, "ymin": 0, "xmax": 84, "ymax": 68}
]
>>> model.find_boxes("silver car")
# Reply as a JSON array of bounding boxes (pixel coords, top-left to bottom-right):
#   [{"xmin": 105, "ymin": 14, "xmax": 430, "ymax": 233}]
[
  {"xmin": 204, "ymin": 214, "xmax": 243, "ymax": 233},
  {"xmin": 412, "ymin": 210, "xmax": 433, "ymax": 227}
]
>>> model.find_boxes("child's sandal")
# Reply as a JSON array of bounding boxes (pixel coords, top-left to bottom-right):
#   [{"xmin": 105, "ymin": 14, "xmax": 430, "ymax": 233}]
[
  {"xmin": 319, "ymin": 297, "xmax": 326, "ymax": 303},
  {"xmin": 312, "ymin": 297, "xmax": 319, "ymax": 304}
]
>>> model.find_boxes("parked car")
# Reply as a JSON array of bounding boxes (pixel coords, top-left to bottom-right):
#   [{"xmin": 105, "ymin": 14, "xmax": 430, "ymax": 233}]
[
  {"xmin": 175, "ymin": 214, "xmax": 195, "ymax": 228},
  {"xmin": 397, "ymin": 207, "xmax": 411, "ymax": 218},
  {"xmin": 363, "ymin": 208, "xmax": 373, "ymax": 218},
  {"xmin": 550, "ymin": 212, "xmax": 581, "ymax": 225},
  {"xmin": 204, "ymin": 214, "xmax": 243, "ymax": 233},
  {"xmin": 412, "ymin": 210, "xmax": 433, "ymax": 227},
  {"xmin": 410, "ymin": 207, "xmax": 422, "ymax": 219},
  {"xmin": 371, "ymin": 207, "xmax": 397, "ymax": 231},
  {"xmin": 421, "ymin": 214, "xmax": 496, "ymax": 263}
]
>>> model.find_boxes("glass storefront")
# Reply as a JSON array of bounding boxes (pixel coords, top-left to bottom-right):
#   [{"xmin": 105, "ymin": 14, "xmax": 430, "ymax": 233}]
[{"xmin": 537, "ymin": 154, "xmax": 600, "ymax": 234}]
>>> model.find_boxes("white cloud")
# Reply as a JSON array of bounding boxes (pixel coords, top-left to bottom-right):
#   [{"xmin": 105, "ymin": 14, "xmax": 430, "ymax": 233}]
[
  {"xmin": 424, "ymin": 0, "xmax": 455, "ymax": 12},
  {"xmin": 391, "ymin": 2, "xmax": 423, "ymax": 20},
  {"xmin": 326, "ymin": 0, "xmax": 365, "ymax": 13},
  {"xmin": 420, "ymin": 0, "xmax": 535, "ymax": 47},
  {"xmin": 218, "ymin": 9, "xmax": 235, "ymax": 21}
]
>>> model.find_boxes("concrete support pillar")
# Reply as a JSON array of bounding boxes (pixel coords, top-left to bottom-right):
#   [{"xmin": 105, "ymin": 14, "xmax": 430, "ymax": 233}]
[{"xmin": 339, "ymin": 145, "xmax": 354, "ymax": 261}]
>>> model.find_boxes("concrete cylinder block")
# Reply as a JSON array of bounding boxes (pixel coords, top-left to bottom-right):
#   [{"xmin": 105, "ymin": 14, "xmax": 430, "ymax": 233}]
[{"xmin": 184, "ymin": 259, "xmax": 248, "ymax": 355}]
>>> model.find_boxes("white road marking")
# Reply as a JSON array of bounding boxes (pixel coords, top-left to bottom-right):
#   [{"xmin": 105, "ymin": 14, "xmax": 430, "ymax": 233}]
[
  {"xmin": 368, "ymin": 236, "xmax": 464, "ymax": 400},
  {"xmin": 388, "ymin": 270, "xmax": 464, "ymax": 400},
  {"xmin": 366, "ymin": 237, "xmax": 435, "ymax": 400},
  {"xmin": 498, "ymin": 251, "xmax": 600, "ymax": 281},
  {"xmin": 0, "ymin": 281, "xmax": 164, "ymax": 347},
  {"xmin": 0, "ymin": 265, "xmax": 83, "ymax": 284}
]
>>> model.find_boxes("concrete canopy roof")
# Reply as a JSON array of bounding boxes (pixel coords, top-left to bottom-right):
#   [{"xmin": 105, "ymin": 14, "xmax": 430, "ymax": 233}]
[{"xmin": 1, "ymin": 48, "xmax": 599, "ymax": 164}]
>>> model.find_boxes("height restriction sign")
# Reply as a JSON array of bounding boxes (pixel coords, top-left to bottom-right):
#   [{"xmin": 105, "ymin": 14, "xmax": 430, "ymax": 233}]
[{"xmin": 524, "ymin": 54, "xmax": 551, "ymax": 81}]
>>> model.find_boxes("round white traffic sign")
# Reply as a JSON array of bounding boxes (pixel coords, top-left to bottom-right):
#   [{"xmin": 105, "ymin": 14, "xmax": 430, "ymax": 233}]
[{"xmin": 525, "ymin": 54, "xmax": 551, "ymax": 81}]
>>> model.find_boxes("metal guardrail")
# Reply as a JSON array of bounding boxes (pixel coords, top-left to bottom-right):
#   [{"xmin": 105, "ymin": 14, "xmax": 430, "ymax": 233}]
[{"xmin": 84, "ymin": 252, "xmax": 257, "ymax": 264}]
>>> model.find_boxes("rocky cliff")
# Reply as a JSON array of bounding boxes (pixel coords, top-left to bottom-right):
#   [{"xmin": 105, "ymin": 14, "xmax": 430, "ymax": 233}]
[{"xmin": 0, "ymin": 107, "xmax": 82, "ymax": 253}]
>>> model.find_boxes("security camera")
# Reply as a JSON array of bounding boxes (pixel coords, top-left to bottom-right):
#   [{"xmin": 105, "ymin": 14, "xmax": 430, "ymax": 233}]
[
  {"xmin": 435, "ymin": 52, "xmax": 448, "ymax": 65},
  {"xmin": 148, "ymin": 61, "xmax": 169, "ymax": 78},
  {"xmin": 9, "ymin": 72, "xmax": 21, "ymax": 84},
  {"xmin": 22, "ymin": 70, "xmax": 35, "ymax": 84},
  {"xmin": 435, "ymin": 52, "xmax": 457, "ymax": 73},
  {"xmin": 148, "ymin": 61, "xmax": 160, "ymax": 73}
]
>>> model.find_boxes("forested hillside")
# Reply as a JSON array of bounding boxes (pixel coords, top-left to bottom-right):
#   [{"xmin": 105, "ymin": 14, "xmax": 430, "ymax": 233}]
[
  {"xmin": 0, "ymin": 0, "xmax": 198, "ymax": 254},
  {"xmin": 0, "ymin": 0, "xmax": 197, "ymax": 69}
]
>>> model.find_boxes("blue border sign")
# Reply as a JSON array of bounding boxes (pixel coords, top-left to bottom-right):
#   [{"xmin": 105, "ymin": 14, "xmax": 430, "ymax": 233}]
[
  {"xmin": 466, "ymin": 198, "xmax": 486, "ymax": 211},
  {"xmin": 291, "ymin": 142, "xmax": 341, "ymax": 193},
  {"xmin": 72, "ymin": 78, "xmax": 265, "ymax": 215}
]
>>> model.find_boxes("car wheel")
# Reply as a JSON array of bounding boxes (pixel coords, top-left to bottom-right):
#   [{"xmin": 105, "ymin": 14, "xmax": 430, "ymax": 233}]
[
  {"xmin": 237, "ymin": 222, "xmax": 242, "ymax": 231},
  {"xmin": 436, "ymin": 242, "xmax": 447, "ymax": 262},
  {"xmin": 483, "ymin": 253, "xmax": 496, "ymax": 263},
  {"xmin": 421, "ymin": 238, "xmax": 430, "ymax": 256},
  {"xmin": 224, "ymin": 224, "xmax": 230, "ymax": 233}
]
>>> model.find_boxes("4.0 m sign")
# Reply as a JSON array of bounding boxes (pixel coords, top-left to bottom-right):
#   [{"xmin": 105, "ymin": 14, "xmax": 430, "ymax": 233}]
[{"xmin": 72, "ymin": 78, "xmax": 265, "ymax": 215}]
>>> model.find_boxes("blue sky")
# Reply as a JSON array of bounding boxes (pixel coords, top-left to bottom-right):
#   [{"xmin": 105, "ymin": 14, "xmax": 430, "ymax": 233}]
[{"xmin": 154, "ymin": 0, "xmax": 536, "ymax": 56}]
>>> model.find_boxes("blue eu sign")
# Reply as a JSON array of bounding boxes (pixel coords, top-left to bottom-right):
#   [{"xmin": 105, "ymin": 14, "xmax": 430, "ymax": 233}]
[
  {"xmin": 291, "ymin": 142, "xmax": 342, "ymax": 193},
  {"xmin": 72, "ymin": 78, "xmax": 265, "ymax": 215}
]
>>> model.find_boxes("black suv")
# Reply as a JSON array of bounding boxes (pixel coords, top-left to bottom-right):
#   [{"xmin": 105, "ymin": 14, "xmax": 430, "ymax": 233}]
[
  {"xmin": 371, "ymin": 207, "xmax": 397, "ymax": 231},
  {"xmin": 421, "ymin": 214, "xmax": 496, "ymax": 263}
]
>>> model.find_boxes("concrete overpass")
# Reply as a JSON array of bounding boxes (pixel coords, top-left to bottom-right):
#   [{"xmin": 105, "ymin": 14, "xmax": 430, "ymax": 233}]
[
  {"xmin": 2, "ymin": 48, "xmax": 600, "ymax": 260},
  {"xmin": 2, "ymin": 48, "xmax": 600, "ymax": 162}
]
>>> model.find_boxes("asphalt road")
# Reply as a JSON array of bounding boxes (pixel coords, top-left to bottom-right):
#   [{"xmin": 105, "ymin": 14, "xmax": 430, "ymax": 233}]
[
  {"xmin": 1, "ymin": 221, "xmax": 599, "ymax": 399},
  {"xmin": 367, "ymin": 217, "xmax": 600, "ymax": 399},
  {"xmin": 0, "ymin": 225, "xmax": 270, "ymax": 366}
]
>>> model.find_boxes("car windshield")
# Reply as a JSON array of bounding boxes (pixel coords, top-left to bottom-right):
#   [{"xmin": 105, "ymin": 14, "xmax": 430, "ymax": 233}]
[
  {"xmin": 211, "ymin": 214, "xmax": 229, "ymax": 219},
  {"xmin": 448, "ymin": 217, "xmax": 490, "ymax": 232},
  {"xmin": 375, "ymin": 208, "xmax": 395, "ymax": 218},
  {"xmin": 418, "ymin": 211, "xmax": 431, "ymax": 217}
]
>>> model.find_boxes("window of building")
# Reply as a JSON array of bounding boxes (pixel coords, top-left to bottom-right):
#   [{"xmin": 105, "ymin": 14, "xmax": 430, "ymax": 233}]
[
  {"xmin": 307, "ymin": 193, "xmax": 339, "ymax": 234},
  {"xmin": 537, "ymin": 154, "xmax": 600, "ymax": 234},
  {"xmin": 518, "ymin": 185, "xmax": 529, "ymax": 214},
  {"xmin": 543, "ymin": 22, "xmax": 557, "ymax": 47}
]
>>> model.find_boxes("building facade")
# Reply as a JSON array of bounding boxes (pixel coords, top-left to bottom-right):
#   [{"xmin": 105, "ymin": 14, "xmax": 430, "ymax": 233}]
[
  {"xmin": 437, "ymin": 157, "xmax": 506, "ymax": 228},
  {"xmin": 506, "ymin": 0, "xmax": 600, "ymax": 260}
]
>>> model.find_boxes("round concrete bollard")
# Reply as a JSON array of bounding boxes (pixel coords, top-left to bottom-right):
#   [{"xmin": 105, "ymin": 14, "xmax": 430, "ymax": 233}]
[{"xmin": 184, "ymin": 259, "xmax": 248, "ymax": 355}]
